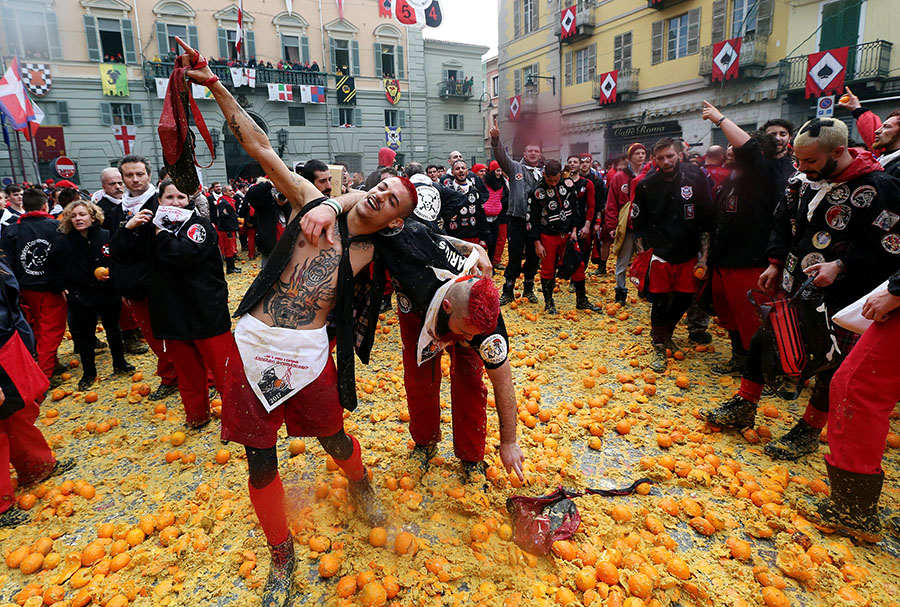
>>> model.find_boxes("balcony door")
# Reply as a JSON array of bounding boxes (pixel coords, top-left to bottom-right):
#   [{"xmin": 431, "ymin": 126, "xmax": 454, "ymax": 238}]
[{"xmin": 819, "ymin": 0, "xmax": 862, "ymax": 76}]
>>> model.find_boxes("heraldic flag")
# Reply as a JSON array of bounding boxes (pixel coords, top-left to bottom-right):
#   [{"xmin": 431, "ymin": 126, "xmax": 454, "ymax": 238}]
[
  {"xmin": 805, "ymin": 47, "xmax": 848, "ymax": 99},
  {"xmin": 336, "ymin": 75, "xmax": 357, "ymax": 104},
  {"xmin": 711, "ymin": 38, "xmax": 741, "ymax": 82}
]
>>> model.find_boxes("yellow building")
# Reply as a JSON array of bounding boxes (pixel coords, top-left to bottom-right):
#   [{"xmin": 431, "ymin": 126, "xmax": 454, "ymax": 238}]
[{"xmin": 496, "ymin": 0, "xmax": 896, "ymax": 161}]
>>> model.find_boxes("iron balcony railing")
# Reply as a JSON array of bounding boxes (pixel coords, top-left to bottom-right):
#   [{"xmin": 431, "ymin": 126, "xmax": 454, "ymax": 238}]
[
  {"xmin": 777, "ymin": 40, "xmax": 892, "ymax": 92},
  {"xmin": 591, "ymin": 67, "xmax": 640, "ymax": 100},
  {"xmin": 438, "ymin": 79, "xmax": 475, "ymax": 99},
  {"xmin": 699, "ymin": 33, "xmax": 769, "ymax": 77},
  {"xmin": 143, "ymin": 61, "xmax": 328, "ymax": 88}
]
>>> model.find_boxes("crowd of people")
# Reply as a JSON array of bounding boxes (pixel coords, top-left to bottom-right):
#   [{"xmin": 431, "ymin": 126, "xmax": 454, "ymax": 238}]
[{"xmin": 1, "ymin": 39, "xmax": 899, "ymax": 606}]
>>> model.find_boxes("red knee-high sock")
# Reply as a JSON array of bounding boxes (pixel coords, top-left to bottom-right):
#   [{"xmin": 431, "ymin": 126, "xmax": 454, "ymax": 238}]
[
  {"xmin": 737, "ymin": 378, "xmax": 764, "ymax": 404},
  {"xmin": 248, "ymin": 473, "xmax": 289, "ymax": 546},
  {"xmin": 802, "ymin": 403, "xmax": 829, "ymax": 429},
  {"xmin": 334, "ymin": 435, "xmax": 366, "ymax": 482}
]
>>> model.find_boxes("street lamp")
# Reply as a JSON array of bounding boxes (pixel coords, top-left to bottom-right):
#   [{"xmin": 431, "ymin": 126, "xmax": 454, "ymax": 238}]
[
  {"xmin": 209, "ymin": 129, "xmax": 220, "ymax": 150},
  {"xmin": 524, "ymin": 73, "xmax": 556, "ymax": 96},
  {"xmin": 277, "ymin": 128, "xmax": 289, "ymax": 157},
  {"xmin": 478, "ymin": 91, "xmax": 494, "ymax": 113}
]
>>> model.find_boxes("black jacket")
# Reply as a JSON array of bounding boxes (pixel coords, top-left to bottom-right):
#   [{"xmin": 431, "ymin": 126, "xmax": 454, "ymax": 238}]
[
  {"xmin": 582, "ymin": 170, "xmax": 607, "ymax": 224},
  {"xmin": 215, "ymin": 196, "xmax": 240, "ymax": 232},
  {"xmin": 0, "ymin": 212, "xmax": 64, "ymax": 292},
  {"xmin": 632, "ymin": 163, "xmax": 715, "ymax": 264},
  {"xmin": 96, "ymin": 195, "xmax": 126, "ymax": 234},
  {"xmin": 112, "ymin": 208, "xmax": 230, "ymax": 341},
  {"xmin": 526, "ymin": 177, "xmax": 584, "ymax": 239},
  {"xmin": 768, "ymin": 160, "xmax": 900, "ymax": 310},
  {"xmin": 108, "ymin": 193, "xmax": 159, "ymax": 300},
  {"xmin": 443, "ymin": 176, "xmax": 489, "ymax": 241},
  {"xmin": 246, "ymin": 182, "xmax": 290, "ymax": 256},
  {"xmin": 51, "ymin": 225, "xmax": 120, "ymax": 306},
  {"xmin": 709, "ymin": 138, "xmax": 783, "ymax": 268}
]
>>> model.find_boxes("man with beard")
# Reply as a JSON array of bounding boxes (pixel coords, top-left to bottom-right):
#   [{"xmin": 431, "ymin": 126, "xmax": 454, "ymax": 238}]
[
  {"xmin": 564, "ymin": 155, "xmax": 597, "ymax": 276},
  {"xmin": 632, "ymin": 138, "xmax": 714, "ymax": 372},
  {"xmin": 299, "ymin": 159, "xmax": 333, "ymax": 197},
  {"xmin": 109, "ymin": 155, "xmax": 180, "ymax": 400},
  {"xmin": 701, "ymin": 145, "xmax": 731, "ymax": 197},
  {"xmin": 760, "ymin": 118, "xmax": 796, "ymax": 188},
  {"xmin": 529, "ymin": 160, "xmax": 601, "ymax": 314},
  {"xmin": 444, "ymin": 160, "xmax": 489, "ymax": 246},
  {"xmin": 839, "ymin": 88, "xmax": 900, "ymax": 178},
  {"xmin": 702, "ymin": 118, "xmax": 900, "ymax": 460},
  {"xmin": 490, "ymin": 125, "xmax": 543, "ymax": 305},
  {"xmin": 604, "ymin": 143, "xmax": 646, "ymax": 304}
]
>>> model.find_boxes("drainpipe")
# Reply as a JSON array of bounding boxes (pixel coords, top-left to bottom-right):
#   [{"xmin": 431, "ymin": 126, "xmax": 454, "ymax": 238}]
[{"xmin": 318, "ymin": 0, "xmax": 333, "ymax": 161}]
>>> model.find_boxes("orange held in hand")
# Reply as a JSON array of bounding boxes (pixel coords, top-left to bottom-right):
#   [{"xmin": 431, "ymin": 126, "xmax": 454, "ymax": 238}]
[
  {"xmin": 839, "ymin": 94, "xmax": 851, "ymax": 104},
  {"xmin": 693, "ymin": 266, "xmax": 707, "ymax": 279},
  {"xmin": 94, "ymin": 267, "xmax": 109, "ymax": 280}
]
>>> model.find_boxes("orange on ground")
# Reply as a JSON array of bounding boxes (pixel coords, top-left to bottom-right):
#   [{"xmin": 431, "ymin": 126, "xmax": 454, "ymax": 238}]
[
  {"xmin": 317, "ymin": 553, "xmax": 340, "ymax": 577},
  {"xmin": 368, "ymin": 527, "xmax": 387, "ymax": 547},
  {"xmin": 215, "ymin": 449, "xmax": 231, "ymax": 464}
]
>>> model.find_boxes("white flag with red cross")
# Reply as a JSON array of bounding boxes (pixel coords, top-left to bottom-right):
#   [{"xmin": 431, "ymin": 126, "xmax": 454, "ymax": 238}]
[{"xmin": 111, "ymin": 125, "xmax": 136, "ymax": 155}]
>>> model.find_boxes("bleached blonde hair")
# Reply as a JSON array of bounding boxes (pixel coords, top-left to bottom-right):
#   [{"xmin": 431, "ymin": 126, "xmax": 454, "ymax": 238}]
[{"xmin": 794, "ymin": 118, "xmax": 848, "ymax": 152}]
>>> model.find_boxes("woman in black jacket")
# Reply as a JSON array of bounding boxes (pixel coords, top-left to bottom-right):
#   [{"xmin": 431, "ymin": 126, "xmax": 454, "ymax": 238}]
[
  {"xmin": 0, "ymin": 254, "xmax": 73, "ymax": 527},
  {"xmin": 113, "ymin": 180, "xmax": 231, "ymax": 429},
  {"xmin": 52, "ymin": 201, "xmax": 133, "ymax": 390}
]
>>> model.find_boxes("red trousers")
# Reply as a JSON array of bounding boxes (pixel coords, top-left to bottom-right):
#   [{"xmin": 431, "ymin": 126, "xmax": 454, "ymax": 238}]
[
  {"xmin": 711, "ymin": 267, "xmax": 765, "ymax": 350},
  {"xmin": 167, "ymin": 332, "xmax": 233, "ymax": 427},
  {"xmin": 218, "ymin": 230, "xmax": 237, "ymax": 258},
  {"xmin": 827, "ymin": 314, "xmax": 900, "ymax": 474},
  {"xmin": 123, "ymin": 298, "xmax": 178, "ymax": 386},
  {"xmin": 19, "ymin": 290, "xmax": 66, "ymax": 378},
  {"xmin": 244, "ymin": 227, "xmax": 256, "ymax": 258},
  {"xmin": 0, "ymin": 399, "xmax": 55, "ymax": 514},
  {"xmin": 118, "ymin": 300, "xmax": 139, "ymax": 331},
  {"xmin": 539, "ymin": 233, "xmax": 584, "ymax": 281},
  {"xmin": 492, "ymin": 223, "xmax": 508, "ymax": 266},
  {"xmin": 399, "ymin": 310, "xmax": 488, "ymax": 462}
]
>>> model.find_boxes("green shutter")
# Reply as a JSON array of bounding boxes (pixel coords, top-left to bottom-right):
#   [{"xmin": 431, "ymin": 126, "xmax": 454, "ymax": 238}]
[
  {"xmin": 819, "ymin": 0, "xmax": 861, "ymax": 50},
  {"xmin": 354, "ymin": 108, "xmax": 362, "ymax": 126},
  {"xmin": 329, "ymin": 37, "xmax": 337, "ymax": 71},
  {"xmin": 444, "ymin": 115, "xmax": 449, "ymax": 130},
  {"xmin": 246, "ymin": 31, "xmax": 256, "ymax": 59},
  {"xmin": 45, "ymin": 13, "xmax": 62, "ymax": 60},
  {"xmin": 514, "ymin": 70, "xmax": 521, "ymax": 94},
  {"xmin": 56, "ymin": 101, "xmax": 70, "ymax": 126},
  {"xmin": 614, "ymin": 34, "xmax": 623, "ymax": 70},
  {"xmin": 756, "ymin": 0, "xmax": 774, "ymax": 36},
  {"xmin": 530, "ymin": 0, "xmax": 538, "ymax": 31},
  {"xmin": 514, "ymin": 0, "xmax": 521, "ymax": 38},
  {"xmin": 156, "ymin": 21, "xmax": 169, "ymax": 56},
  {"xmin": 351, "ymin": 40, "xmax": 360, "ymax": 76},
  {"xmin": 217, "ymin": 28, "xmax": 228, "ymax": 58},
  {"xmin": 301, "ymin": 36, "xmax": 310, "ymax": 63},
  {"xmin": 2, "ymin": 7, "xmax": 18, "ymax": 55},
  {"xmin": 687, "ymin": 8, "xmax": 701, "ymax": 56},
  {"xmin": 459, "ymin": 115, "xmax": 464, "ymax": 131},
  {"xmin": 588, "ymin": 44, "xmax": 596, "ymax": 79},
  {"xmin": 711, "ymin": 0, "xmax": 726, "ymax": 43},
  {"xmin": 188, "ymin": 25, "xmax": 199, "ymax": 50},
  {"xmin": 651, "ymin": 20, "xmax": 663, "ymax": 65},
  {"xmin": 100, "ymin": 102, "xmax": 112, "ymax": 126},
  {"xmin": 84, "ymin": 15, "xmax": 101, "ymax": 62},
  {"xmin": 121, "ymin": 19, "xmax": 137, "ymax": 64},
  {"xmin": 623, "ymin": 32, "xmax": 632, "ymax": 69},
  {"xmin": 132, "ymin": 103, "xmax": 144, "ymax": 126},
  {"xmin": 374, "ymin": 42, "xmax": 383, "ymax": 77},
  {"xmin": 332, "ymin": 108, "xmax": 340, "ymax": 126},
  {"xmin": 399, "ymin": 110, "xmax": 406, "ymax": 127},
  {"xmin": 396, "ymin": 45, "xmax": 404, "ymax": 79}
]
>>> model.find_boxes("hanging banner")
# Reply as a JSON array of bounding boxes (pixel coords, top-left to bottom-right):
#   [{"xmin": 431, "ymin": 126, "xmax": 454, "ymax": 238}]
[
  {"xmin": 100, "ymin": 63, "xmax": 129, "ymax": 97},
  {"xmin": 155, "ymin": 77, "xmax": 169, "ymax": 99},
  {"xmin": 384, "ymin": 78, "xmax": 401, "ymax": 104},
  {"xmin": 560, "ymin": 6, "xmax": 576, "ymax": 39},
  {"xmin": 267, "ymin": 83, "xmax": 293, "ymax": 102},
  {"xmin": 111, "ymin": 125, "xmax": 136, "ymax": 155},
  {"xmin": 379, "ymin": 0, "xmax": 392, "ymax": 17},
  {"xmin": 806, "ymin": 47, "xmax": 848, "ymax": 99},
  {"xmin": 393, "ymin": 0, "xmax": 442, "ymax": 28},
  {"xmin": 508, "ymin": 95, "xmax": 521, "ymax": 122},
  {"xmin": 19, "ymin": 63, "xmax": 51, "ymax": 97},
  {"xmin": 385, "ymin": 126, "xmax": 401, "ymax": 150},
  {"xmin": 711, "ymin": 37, "xmax": 741, "ymax": 82},
  {"xmin": 35, "ymin": 126, "xmax": 66, "ymax": 161},
  {"xmin": 596, "ymin": 70, "xmax": 617, "ymax": 104},
  {"xmin": 298, "ymin": 85, "xmax": 326, "ymax": 104},
  {"xmin": 336, "ymin": 75, "xmax": 357, "ymax": 104},
  {"xmin": 191, "ymin": 84, "xmax": 215, "ymax": 100}
]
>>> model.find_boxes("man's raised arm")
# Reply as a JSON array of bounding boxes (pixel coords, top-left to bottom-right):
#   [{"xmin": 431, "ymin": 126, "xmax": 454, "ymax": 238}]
[
  {"xmin": 489, "ymin": 126, "xmax": 517, "ymax": 177},
  {"xmin": 175, "ymin": 37, "xmax": 313, "ymax": 213}
]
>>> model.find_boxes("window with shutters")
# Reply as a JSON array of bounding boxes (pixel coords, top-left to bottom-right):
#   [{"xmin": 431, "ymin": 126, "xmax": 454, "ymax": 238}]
[
  {"xmin": 521, "ymin": 64, "xmax": 538, "ymax": 91},
  {"xmin": 380, "ymin": 45, "xmax": 396, "ymax": 77},
  {"xmin": 334, "ymin": 39, "xmax": 351, "ymax": 73},
  {"xmin": 2, "ymin": 5, "xmax": 62, "ymax": 60},
  {"xmin": 445, "ymin": 114, "xmax": 463, "ymax": 131},
  {"xmin": 18, "ymin": 11, "xmax": 52, "ymax": 60},
  {"xmin": 385, "ymin": 110, "xmax": 398, "ymax": 127},
  {"xmin": 731, "ymin": 0, "xmax": 757, "ymax": 37},
  {"xmin": 110, "ymin": 103, "xmax": 135, "ymax": 126},
  {"xmin": 282, "ymin": 35, "xmax": 301, "ymax": 63},
  {"xmin": 522, "ymin": 0, "xmax": 537, "ymax": 35},
  {"xmin": 339, "ymin": 107, "xmax": 355, "ymax": 126},
  {"xmin": 42, "ymin": 101, "xmax": 70, "ymax": 127},
  {"xmin": 161, "ymin": 24, "xmax": 187, "ymax": 56},
  {"xmin": 288, "ymin": 107, "xmax": 306, "ymax": 127},
  {"xmin": 98, "ymin": 18, "xmax": 126, "ymax": 62},
  {"xmin": 614, "ymin": 32, "xmax": 632, "ymax": 71},
  {"xmin": 666, "ymin": 9, "xmax": 700, "ymax": 61},
  {"xmin": 492, "ymin": 76, "xmax": 499, "ymax": 97},
  {"xmin": 574, "ymin": 45, "xmax": 596, "ymax": 84},
  {"xmin": 514, "ymin": 70, "xmax": 522, "ymax": 94},
  {"xmin": 154, "ymin": 2, "xmax": 199, "ymax": 58}
]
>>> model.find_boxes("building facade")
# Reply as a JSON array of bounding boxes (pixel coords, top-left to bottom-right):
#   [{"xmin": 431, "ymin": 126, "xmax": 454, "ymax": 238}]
[
  {"xmin": 482, "ymin": 54, "xmax": 500, "ymax": 158},
  {"xmin": 0, "ymin": 0, "xmax": 486, "ymax": 188},
  {"xmin": 496, "ymin": 0, "xmax": 897, "ymax": 164}
]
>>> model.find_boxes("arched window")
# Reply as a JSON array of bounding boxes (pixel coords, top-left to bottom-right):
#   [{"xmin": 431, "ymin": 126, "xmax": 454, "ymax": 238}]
[
  {"xmin": 324, "ymin": 18, "xmax": 359, "ymax": 76},
  {"xmin": 152, "ymin": 0, "xmax": 198, "ymax": 59},
  {"xmin": 80, "ymin": 0, "xmax": 137, "ymax": 64},
  {"xmin": 273, "ymin": 12, "xmax": 310, "ymax": 64},
  {"xmin": 213, "ymin": 3, "xmax": 255, "ymax": 60},
  {"xmin": 373, "ymin": 24, "xmax": 404, "ymax": 79}
]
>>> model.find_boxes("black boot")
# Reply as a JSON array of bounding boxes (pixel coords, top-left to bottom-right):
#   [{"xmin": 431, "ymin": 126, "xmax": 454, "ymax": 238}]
[
  {"xmin": 122, "ymin": 329, "xmax": 149, "ymax": 355},
  {"xmin": 348, "ymin": 473, "xmax": 387, "ymax": 527},
  {"xmin": 226, "ymin": 257, "xmax": 242, "ymax": 274},
  {"xmin": 796, "ymin": 462, "xmax": 883, "ymax": 543},
  {"xmin": 701, "ymin": 394, "xmax": 757, "ymax": 428},
  {"xmin": 540, "ymin": 279, "xmax": 557, "ymax": 315},
  {"xmin": 523, "ymin": 280, "xmax": 538, "ymax": 304},
  {"xmin": 409, "ymin": 443, "xmax": 437, "ymax": 483},
  {"xmin": 78, "ymin": 374, "xmax": 96, "ymax": 392},
  {"xmin": 764, "ymin": 419, "xmax": 821, "ymax": 461},
  {"xmin": 711, "ymin": 353, "xmax": 748, "ymax": 375},
  {"xmin": 148, "ymin": 381, "xmax": 179, "ymax": 401},
  {"xmin": 261, "ymin": 535, "xmax": 295, "ymax": 607},
  {"xmin": 462, "ymin": 459, "xmax": 488, "ymax": 489},
  {"xmin": 614, "ymin": 288, "xmax": 627, "ymax": 305},
  {"xmin": 499, "ymin": 280, "xmax": 515, "ymax": 305},
  {"xmin": 574, "ymin": 281, "xmax": 600, "ymax": 311},
  {"xmin": 113, "ymin": 357, "xmax": 136, "ymax": 374},
  {"xmin": 689, "ymin": 330, "xmax": 712, "ymax": 344}
]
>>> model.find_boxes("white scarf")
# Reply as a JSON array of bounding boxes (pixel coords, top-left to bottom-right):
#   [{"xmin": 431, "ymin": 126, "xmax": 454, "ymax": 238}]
[
  {"xmin": 794, "ymin": 174, "xmax": 836, "ymax": 222},
  {"xmin": 878, "ymin": 148, "xmax": 900, "ymax": 169},
  {"xmin": 122, "ymin": 185, "xmax": 157, "ymax": 217}
]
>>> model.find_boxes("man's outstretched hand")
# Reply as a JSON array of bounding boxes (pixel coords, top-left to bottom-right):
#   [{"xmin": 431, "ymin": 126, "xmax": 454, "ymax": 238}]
[{"xmin": 174, "ymin": 37, "xmax": 216, "ymax": 87}]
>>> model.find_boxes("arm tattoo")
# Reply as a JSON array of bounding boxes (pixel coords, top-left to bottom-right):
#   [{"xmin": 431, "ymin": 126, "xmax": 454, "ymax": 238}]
[
  {"xmin": 261, "ymin": 249, "xmax": 340, "ymax": 328},
  {"xmin": 228, "ymin": 115, "xmax": 242, "ymax": 143},
  {"xmin": 699, "ymin": 232, "xmax": 710, "ymax": 257}
]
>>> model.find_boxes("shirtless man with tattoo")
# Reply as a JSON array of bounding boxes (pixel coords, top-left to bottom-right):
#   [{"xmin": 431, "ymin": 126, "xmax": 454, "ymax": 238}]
[{"xmin": 174, "ymin": 39, "xmax": 418, "ymax": 607}]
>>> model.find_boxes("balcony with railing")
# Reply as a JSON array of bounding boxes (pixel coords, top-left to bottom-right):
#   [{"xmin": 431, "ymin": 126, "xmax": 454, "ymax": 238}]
[
  {"xmin": 699, "ymin": 33, "xmax": 769, "ymax": 79},
  {"xmin": 592, "ymin": 67, "xmax": 640, "ymax": 103},
  {"xmin": 143, "ymin": 61, "xmax": 328, "ymax": 89},
  {"xmin": 777, "ymin": 40, "xmax": 892, "ymax": 92},
  {"xmin": 438, "ymin": 79, "xmax": 475, "ymax": 99},
  {"xmin": 553, "ymin": 10, "xmax": 597, "ymax": 43}
]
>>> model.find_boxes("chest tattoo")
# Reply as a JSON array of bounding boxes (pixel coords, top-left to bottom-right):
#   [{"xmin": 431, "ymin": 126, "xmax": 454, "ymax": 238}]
[{"xmin": 261, "ymin": 248, "xmax": 340, "ymax": 328}]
